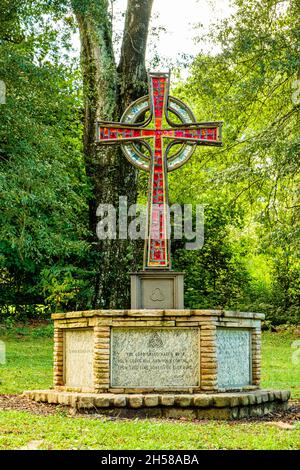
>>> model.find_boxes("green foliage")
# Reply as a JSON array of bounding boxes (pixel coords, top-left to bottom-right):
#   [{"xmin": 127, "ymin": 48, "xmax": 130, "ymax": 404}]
[
  {"xmin": 172, "ymin": 201, "xmax": 250, "ymax": 309},
  {"xmin": 0, "ymin": 1, "xmax": 94, "ymax": 318},
  {"xmin": 0, "ymin": 322, "xmax": 53, "ymax": 338},
  {"xmin": 171, "ymin": 0, "xmax": 300, "ymax": 321},
  {"xmin": 39, "ymin": 266, "xmax": 95, "ymax": 311},
  {"xmin": 0, "ymin": 0, "xmax": 298, "ymax": 321}
]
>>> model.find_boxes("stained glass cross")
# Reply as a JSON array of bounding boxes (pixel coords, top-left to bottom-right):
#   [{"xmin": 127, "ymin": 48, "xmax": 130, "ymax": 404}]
[{"xmin": 96, "ymin": 72, "xmax": 222, "ymax": 270}]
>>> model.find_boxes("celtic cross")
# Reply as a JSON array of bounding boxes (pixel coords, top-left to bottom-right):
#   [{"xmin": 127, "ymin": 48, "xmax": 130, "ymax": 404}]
[{"xmin": 96, "ymin": 72, "xmax": 222, "ymax": 270}]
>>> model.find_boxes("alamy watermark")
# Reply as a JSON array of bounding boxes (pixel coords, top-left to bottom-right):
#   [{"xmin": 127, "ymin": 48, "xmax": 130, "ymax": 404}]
[
  {"xmin": 291, "ymin": 340, "xmax": 300, "ymax": 365},
  {"xmin": 292, "ymin": 80, "xmax": 300, "ymax": 105},
  {"xmin": 0, "ymin": 341, "xmax": 6, "ymax": 365},
  {"xmin": 96, "ymin": 197, "xmax": 204, "ymax": 250},
  {"xmin": 0, "ymin": 80, "xmax": 6, "ymax": 104}
]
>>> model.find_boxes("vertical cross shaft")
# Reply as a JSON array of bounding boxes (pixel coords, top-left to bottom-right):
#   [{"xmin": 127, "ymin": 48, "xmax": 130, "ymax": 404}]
[
  {"xmin": 147, "ymin": 74, "xmax": 169, "ymax": 269},
  {"xmin": 96, "ymin": 71, "xmax": 222, "ymax": 271}
]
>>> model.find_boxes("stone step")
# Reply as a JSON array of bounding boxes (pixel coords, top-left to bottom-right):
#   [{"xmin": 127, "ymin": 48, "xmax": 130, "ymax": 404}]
[{"xmin": 23, "ymin": 389, "xmax": 290, "ymax": 420}]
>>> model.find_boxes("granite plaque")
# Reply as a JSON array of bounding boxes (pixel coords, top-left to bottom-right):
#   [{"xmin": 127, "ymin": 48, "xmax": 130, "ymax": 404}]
[
  {"xmin": 111, "ymin": 328, "xmax": 199, "ymax": 388},
  {"xmin": 64, "ymin": 329, "xmax": 94, "ymax": 389},
  {"xmin": 216, "ymin": 328, "xmax": 251, "ymax": 389}
]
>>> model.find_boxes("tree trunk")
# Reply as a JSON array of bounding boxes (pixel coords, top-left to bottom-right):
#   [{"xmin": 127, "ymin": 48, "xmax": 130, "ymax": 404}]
[
  {"xmin": 72, "ymin": 0, "xmax": 153, "ymax": 308},
  {"xmin": 117, "ymin": 0, "xmax": 154, "ymax": 109}
]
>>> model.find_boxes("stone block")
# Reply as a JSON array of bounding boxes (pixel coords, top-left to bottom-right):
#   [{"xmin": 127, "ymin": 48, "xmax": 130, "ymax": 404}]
[
  {"xmin": 94, "ymin": 396, "xmax": 110, "ymax": 407},
  {"xmin": 231, "ymin": 407, "xmax": 239, "ymax": 419},
  {"xmin": 238, "ymin": 406, "xmax": 250, "ymax": 418},
  {"xmin": 160, "ymin": 395, "xmax": 175, "ymax": 406},
  {"xmin": 213, "ymin": 395, "xmax": 230, "ymax": 408},
  {"xmin": 197, "ymin": 408, "xmax": 231, "ymax": 420},
  {"xmin": 47, "ymin": 392, "xmax": 58, "ymax": 404},
  {"xmin": 201, "ymin": 366, "xmax": 216, "ymax": 372},
  {"xmin": 142, "ymin": 408, "xmax": 163, "ymax": 418},
  {"xmin": 261, "ymin": 392, "xmax": 269, "ymax": 403},
  {"xmin": 144, "ymin": 395, "xmax": 159, "ymax": 407},
  {"xmin": 174, "ymin": 395, "xmax": 193, "ymax": 407},
  {"xmin": 201, "ymin": 374, "xmax": 217, "ymax": 381},
  {"xmin": 249, "ymin": 405, "xmax": 263, "ymax": 417},
  {"xmin": 77, "ymin": 395, "xmax": 95, "ymax": 409},
  {"xmin": 57, "ymin": 393, "xmax": 71, "ymax": 406},
  {"xmin": 130, "ymin": 272, "xmax": 184, "ymax": 309},
  {"xmin": 94, "ymin": 387, "xmax": 109, "ymax": 393},
  {"xmin": 128, "ymin": 395, "xmax": 143, "ymax": 408},
  {"xmin": 262, "ymin": 403, "xmax": 273, "ymax": 415},
  {"xmin": 280, "ymin": 390, "xmax": 291, "ymax": 402},
  {"xmin": 193, "ymin": 395, "xmax": 211, "ymax": 407},
  {"xmin": 95, "ymin": 338, "xmax": 110, "ymax": 345},
  {"xmin": 201, "ymin": 381, "xmax": 218, "ymax": 387},
  {"xmin": 66, "ymin": 312, "xmax": 82, "ymax": 319},
  {"xmin": 229, "ymin": 395, "xmax": 240, "ymax": 407},
  {"xmin": 248, "ymin": 394, "xmax": 256, "ymax": 405},
  {"xmin": 163, "ymin": 408, "xmax": 197, "ymax": 420},
  {"xmin": 66, "ymin": 321, "xmax": 88, "ymax": 328},
  {"xmin": 113, "ymin": 396, "xmax": 127, "ymax": 407},
  {"xmin": 239, "ymin": 395, "xmax": 249, "ymax": 406},
  {"xmin": 254, "ymin": 393, "xmax": 262, "ymax": 404},
  {"xmin": 273, "ymin": 390, "xmax": 282, "ymax": 401},
  {"xmin": 52, "ymin": 313, "xmax": 66, "ymax": 319}
]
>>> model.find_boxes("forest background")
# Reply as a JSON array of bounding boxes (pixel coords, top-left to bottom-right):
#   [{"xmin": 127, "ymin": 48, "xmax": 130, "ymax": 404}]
[{"xmin": 0, "ymin": 0, "xmax": 299, "ymax": 326}]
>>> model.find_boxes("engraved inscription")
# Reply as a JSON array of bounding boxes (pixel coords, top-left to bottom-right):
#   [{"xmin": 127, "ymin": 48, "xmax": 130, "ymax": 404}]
[
  {"xmin": 64, "ymin": 329, "xmax": 94, "ymax": 389},
  {"xmin": 216, "ymin": 328, "xmax": 251, "ymax": 389},
  {"xmin": 111, "ymin": 328, "xmax": 199, "ymax": 388}
]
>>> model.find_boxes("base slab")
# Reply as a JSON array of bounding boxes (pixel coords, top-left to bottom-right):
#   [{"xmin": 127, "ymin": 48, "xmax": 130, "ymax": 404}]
[{"xmin": 23, "ymin": 389, "xmax": 290, "ymax": 420}]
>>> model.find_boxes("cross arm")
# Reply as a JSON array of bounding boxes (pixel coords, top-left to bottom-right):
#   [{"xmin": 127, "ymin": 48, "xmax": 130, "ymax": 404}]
[
  {"xmin": 164, "ymin": 121, "xmax": 223, "ymax": 146},
  {"xmin": 96, "ymin": 121, "xmax": 154, "ymax": 144}
]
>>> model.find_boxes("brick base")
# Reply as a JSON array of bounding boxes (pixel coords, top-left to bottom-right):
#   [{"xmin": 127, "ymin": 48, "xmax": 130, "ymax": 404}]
[{"xmin": 23, "ymin": 389, "xmax": 290, "ymax": 420}]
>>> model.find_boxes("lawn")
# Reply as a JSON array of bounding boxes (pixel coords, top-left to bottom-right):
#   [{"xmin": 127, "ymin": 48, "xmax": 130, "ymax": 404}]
[
  {"xmin": 261, "ymin": 331, "xmax": 300, "ymax": 398},
  {"xmin": 0, "ymin": 327, "xmax": 299, "ymax": 450},
  {"xmin": 0, "ymin": 409, "xmax": 299, "ymax": 450}
]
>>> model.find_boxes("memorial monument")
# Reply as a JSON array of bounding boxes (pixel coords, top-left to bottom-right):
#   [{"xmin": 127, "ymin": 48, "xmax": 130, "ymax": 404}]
[
  {"xmin": 97, "ymin": 71, "xmax": 222, "ymax": 309},
  {"xmin": 25, "ymin": 72, "xmax": 290, "ymax": 419}
]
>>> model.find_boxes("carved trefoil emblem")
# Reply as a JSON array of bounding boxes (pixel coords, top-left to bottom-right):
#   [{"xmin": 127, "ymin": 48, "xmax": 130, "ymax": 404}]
[
  {"xmin": 148, "ymin": 332, "xmax": 164, "ymax": 349},
  {"xmin": 150, "ymin": 287, "xmax": 165, "ymax": 302}
]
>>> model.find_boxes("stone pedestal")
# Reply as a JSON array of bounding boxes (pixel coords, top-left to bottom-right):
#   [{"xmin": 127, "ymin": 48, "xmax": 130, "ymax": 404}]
[
  {"xmin": 51, "ymin": 309, "xmax": 264, "ymax": 393},
  {"xmin": 24, "ymin": 309, "xmax": 291, "ymax": 419},
  {"xmin": 24, "ymin": 309, "xmax": 290, "ymax": 419},
  {"xmin": 130, "ymin": 272, "xmax": 184, "ymax": 309}
]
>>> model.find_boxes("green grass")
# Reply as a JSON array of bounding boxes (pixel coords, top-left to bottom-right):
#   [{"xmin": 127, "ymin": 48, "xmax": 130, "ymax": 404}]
[
  {"xmin": 261, "ymin": 331, "xmax": 300, "ymax": 398},
  {"xmin": 0, "ymin": 334, "xmax": 53, "ymax": 394},
  {"xmin": 0, "ymin": 410, "xmax": 299, "ymax": 450},
  {"xmin": 0, "ymin": 328, "xmax": 299, "ymax": 450}
]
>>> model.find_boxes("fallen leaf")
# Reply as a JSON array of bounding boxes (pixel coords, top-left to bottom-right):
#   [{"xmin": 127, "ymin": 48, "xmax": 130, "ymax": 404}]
[
  {"xmin": 266, "ymin": 421, "xmax": 295, "ymax": 430},
  {"xmin": 19, "ymin": 440, "xmax": 44, "ymax": 450}
]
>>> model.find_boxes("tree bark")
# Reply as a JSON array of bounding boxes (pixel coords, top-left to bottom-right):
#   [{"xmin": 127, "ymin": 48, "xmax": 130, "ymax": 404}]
[
  {"xmin": 72, "ymin": 0, "xmax": 153, "ymax": 308},
  {"xmin": 117, "ymin": 0, "xmax": 154, "ymax": 109}
]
